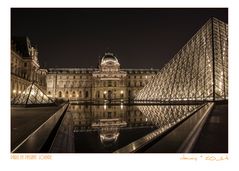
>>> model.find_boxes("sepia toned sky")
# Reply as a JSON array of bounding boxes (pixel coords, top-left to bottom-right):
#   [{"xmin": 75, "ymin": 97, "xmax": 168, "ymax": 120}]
[{"xmin": 11, "ymin": 8, "xmax": 228, "ymax": 69}]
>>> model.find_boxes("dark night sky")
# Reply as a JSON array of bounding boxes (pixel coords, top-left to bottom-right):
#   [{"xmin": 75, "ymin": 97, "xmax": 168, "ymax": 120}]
[{"xmin": 11, "ymin": 8, "xmax": 228, "ymax": 69}]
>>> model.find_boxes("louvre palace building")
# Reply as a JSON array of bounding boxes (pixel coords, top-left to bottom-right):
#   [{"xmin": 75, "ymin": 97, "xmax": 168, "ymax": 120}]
[
  {"xmin": 46, "ymin": 53, "xmax": 159, "ymax": 102},
  {"xmin": 11, "ymin": 37, "xmax": 159, "ymax": 103},
  {"xmin": 11, "ymin": 37, "xmax": 47, "ymax": 99}
]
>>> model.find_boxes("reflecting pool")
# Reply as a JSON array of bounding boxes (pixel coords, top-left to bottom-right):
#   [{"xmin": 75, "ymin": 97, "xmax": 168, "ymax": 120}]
[{"xmin": 50, "ymin": 104, "xmax": 201, "ymax": 153}]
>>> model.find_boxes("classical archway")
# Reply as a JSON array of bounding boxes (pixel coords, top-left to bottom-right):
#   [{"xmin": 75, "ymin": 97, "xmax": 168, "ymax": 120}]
[{"xmin": 58, "ymin": 91, "xmax": 62, "ymax": 98}]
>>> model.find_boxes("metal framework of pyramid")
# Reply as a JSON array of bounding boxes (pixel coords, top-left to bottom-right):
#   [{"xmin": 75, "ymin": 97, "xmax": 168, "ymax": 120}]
[
  {"xmin": 11, "ymin": 82, "xmax": 55, "ymax": 105},
  {"xmin": 136, "ymin": 18, "xmax": 228, "ymax": 102},
  {"xmin": 137, "ymin": 105, "xmax": 199, "ymax": 127}
]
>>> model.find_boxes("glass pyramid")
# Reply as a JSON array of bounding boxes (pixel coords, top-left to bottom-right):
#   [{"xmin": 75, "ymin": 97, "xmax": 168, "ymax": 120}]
[
  {"xmin": 137, "ymin": 105, "xmax": 199, "ymax": 127},
  {"xmin": 136, "ymin": 18, "xmax": 228, "ymax": 102},
  {"xmin": 11, "ymin": 82, "xmax": 55, "ymax": 105}
]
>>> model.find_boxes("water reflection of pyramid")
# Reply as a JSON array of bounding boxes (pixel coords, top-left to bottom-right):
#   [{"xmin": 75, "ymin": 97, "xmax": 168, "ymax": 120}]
[
  {"xmin": 11, "ymin": 82, "xmax": 55, "ymax": 105},
  {"xmin": 136, "ymin": 18, "xmax": 228, "ymax": 102},
  {"xmin": 137, "ymin": 105, "xmax": 199, "ymax": 127}
]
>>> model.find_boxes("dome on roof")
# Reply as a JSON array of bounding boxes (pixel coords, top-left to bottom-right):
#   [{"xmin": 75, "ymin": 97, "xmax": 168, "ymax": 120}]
[{"xmin": 101, "ymin": 52, "xmax": 119, "ymax": 64}]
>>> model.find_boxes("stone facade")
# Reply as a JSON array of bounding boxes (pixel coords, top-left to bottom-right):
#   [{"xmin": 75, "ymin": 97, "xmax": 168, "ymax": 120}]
[
  {"xmin": 47, "ymin": 53, "xmax": 159, "ymax": 101},
  {"xmin": 11, "ymin": 37, "xmax": 47, "ymax": 99}
]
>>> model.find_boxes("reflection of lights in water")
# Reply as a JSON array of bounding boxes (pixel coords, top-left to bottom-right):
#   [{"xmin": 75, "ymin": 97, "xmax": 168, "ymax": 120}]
[
  {"xmin": 120, "ymin": 103, "xmax": 123, "ymax": 109},
  {"xmin": 104, "ymin": 104, "xmax": 107, "ymax": 110},
  {"xmin": 100, "ymin": 127, "xmax": 120, "ymax": 145},
  {"xmin": 137, "ymin": 105, "xmax": 199, "ymax": 127},
  {"xmin": 92, "ymin": 118, "xmax": 127, "ymax": 146}
]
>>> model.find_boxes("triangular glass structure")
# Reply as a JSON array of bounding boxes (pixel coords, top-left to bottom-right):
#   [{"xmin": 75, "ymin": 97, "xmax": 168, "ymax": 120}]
[
  {"xmin": 11, "ymin": 82, "xmax": 55, "ymax": 105},
  {"xmin": 136, "ymin": 18, "xmax": 228, "ymax": 102}
]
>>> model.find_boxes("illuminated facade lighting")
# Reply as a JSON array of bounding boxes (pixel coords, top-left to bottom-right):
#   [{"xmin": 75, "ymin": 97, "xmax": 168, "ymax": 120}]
[
  {"xmin": 11, "ymin": 83, "xmax": 55, "ymax": 105},
  {"xmin": 120, "ymin": 103, "xmax": 123, "ymax": 109},
  {"xmin": 46, "ymin": 52, "xmax": 159, "ymax": 101}
]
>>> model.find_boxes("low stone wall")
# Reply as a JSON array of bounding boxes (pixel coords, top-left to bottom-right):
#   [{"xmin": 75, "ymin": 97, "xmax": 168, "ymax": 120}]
[{"xmin": 12, "ymin": 103, "xmax": 69, "ymax": 153}]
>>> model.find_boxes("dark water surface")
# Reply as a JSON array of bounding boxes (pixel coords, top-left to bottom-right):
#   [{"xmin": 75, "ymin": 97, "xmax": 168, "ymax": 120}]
[{"xmin": 51, "ymin": 104, "xmax": 200, "ymax": 153}]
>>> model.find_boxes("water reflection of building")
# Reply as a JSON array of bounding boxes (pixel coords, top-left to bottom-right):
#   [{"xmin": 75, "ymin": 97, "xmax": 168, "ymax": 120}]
[
  {"xmin": 46, "ymin": 52, "xmax": 160, "ymax": 101},
  {"xmin": 11, "ymin": 37, "xmax": 47, "ymax": 99},
  {"xmin": 92, "ymin": 118, "xmax": 127, "ymax": 145},
  {"xmin": 68, "ymin": 105, "xmax": 152, "ymax": 132}
]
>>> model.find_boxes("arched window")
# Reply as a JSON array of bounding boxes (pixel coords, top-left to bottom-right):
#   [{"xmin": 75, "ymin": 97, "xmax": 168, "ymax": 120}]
[
  {"xmin": 96, "ymin": 91, "xmax": 100, "ymax": 98},
  {"xmin": 58, "ymin": 91, "xmax": 62, "ymax": 98},
  {"xmin": 128, "ymin": 90, "xmax": 131, "ymax": 97},
  {"xmin": 85, "ymin": 91, "xmax": 88, "ymax": 98},
  {"xmin": 72, "ymin": 91, "xmax": 75, "ymax": 97}
]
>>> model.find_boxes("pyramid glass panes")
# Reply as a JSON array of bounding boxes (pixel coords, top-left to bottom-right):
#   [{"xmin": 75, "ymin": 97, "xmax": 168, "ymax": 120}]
[
  {"xmin": 136, "ymin": 18, "xmax": 228, "ymax": 102},
  {"xmin": 137, "ymin": 105, "xmax": 199, "ymax": 127},
  {"xmin": 11, "ymin": 83, "xmax": 55, "ymax": 105}
]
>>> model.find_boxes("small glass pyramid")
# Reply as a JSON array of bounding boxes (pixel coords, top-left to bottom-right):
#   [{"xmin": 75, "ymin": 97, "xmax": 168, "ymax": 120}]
[{"xmin": 11, "ymin": 82, "xmax": 55, "ymax": 105}]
